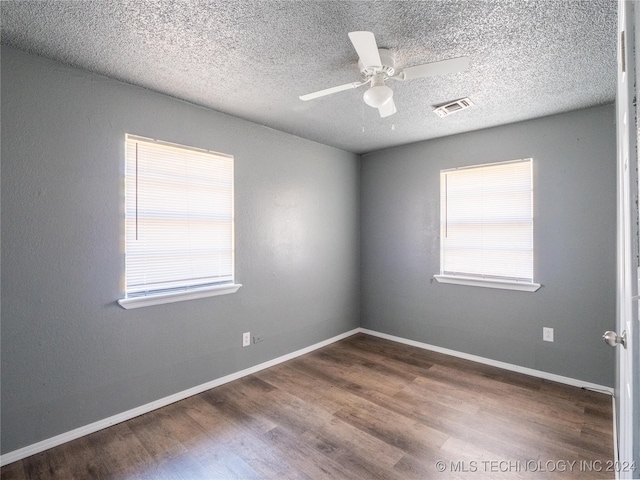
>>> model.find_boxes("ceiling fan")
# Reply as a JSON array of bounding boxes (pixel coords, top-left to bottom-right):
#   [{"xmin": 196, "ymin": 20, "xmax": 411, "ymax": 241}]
[{"xmin": 299, "ymin": 31, "xmax": 470, "ymax": 118}]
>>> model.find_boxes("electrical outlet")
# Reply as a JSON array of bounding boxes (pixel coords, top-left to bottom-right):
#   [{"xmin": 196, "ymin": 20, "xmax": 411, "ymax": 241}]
[
  {"xmin": 242, "ymin": 332, "xmax": 251, "ymax": 347},
  {"xmin": 253, "ymin": 334, "xmax": 263, "ymax": 344},
  {"xmin": 543, "ymin": 327, "xmax": 554, "ymax": 342}
]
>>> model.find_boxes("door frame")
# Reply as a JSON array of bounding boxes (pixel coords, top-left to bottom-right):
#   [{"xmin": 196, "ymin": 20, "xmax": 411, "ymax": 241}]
[{"xmin": 615, "ymin": 1, "xmax": 639, "ymax": 476}]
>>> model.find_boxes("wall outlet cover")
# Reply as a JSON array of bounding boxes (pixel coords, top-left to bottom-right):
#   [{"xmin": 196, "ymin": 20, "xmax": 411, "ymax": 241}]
[
  {"xmin": 543, "ymin": 327, "xmax": 554, "ymax": 342},
  {"xmin": 242, "ymin": 332, "xmax": 251, "ymax": 347}
]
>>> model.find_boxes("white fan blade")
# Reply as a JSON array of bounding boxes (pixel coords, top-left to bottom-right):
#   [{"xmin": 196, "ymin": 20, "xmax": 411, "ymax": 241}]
[
  {"xmin": 299, "ymin": 81, "xmax": 365, "ymax": 101},
  {"xmin": 348, "ymin": 31, "xmax": 382, "ymax": 69},
  {"xmin": 399, "ymin": 56, "xmax": 470, "ymax": 81},
  {"xmin": 378, "ymin": 98, "xmax": 397, "ymax": 118}
]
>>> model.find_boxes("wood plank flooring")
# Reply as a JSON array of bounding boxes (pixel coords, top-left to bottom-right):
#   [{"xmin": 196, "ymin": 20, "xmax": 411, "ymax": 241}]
[{"xmin": 1, "ymin": 333, "xmax": 615, "ymax": 479}]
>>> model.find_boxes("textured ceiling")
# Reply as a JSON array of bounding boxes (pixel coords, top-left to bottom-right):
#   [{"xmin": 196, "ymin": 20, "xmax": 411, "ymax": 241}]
[{"xmin": 1, "ymin": 0, "xmax": 617, "ymax": 154}]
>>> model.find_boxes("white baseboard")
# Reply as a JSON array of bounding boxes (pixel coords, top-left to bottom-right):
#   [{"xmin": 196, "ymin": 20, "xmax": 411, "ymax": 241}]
[
  {"xmin": 2, "ymin": 326, "xmax": 615, "ymax": 467},
  {"xmin": 360, "ymin": 328, "xmax": 615, "ymax": 395},
  {"xmin": 0, "ymin": 328, "xmax": 360, "ymax": 467}
]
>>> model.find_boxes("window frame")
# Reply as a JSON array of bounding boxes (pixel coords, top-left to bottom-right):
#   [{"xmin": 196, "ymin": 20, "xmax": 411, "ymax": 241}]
[
  {"xmin": 118, "ymin": 135, "xmax": 241, "ymax": 309},
  {"xmin": 433, "ymin": 158, "xmax": 541, "ymax": 292}
]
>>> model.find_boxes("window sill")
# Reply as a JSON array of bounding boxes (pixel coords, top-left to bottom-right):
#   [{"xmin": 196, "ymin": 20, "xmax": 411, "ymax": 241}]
[
  {"xmin": 433, "ymin": 275, "xmax": 541, "ymax": 292},
  {"xmin": 118, "ymin": 283, "xmax": 242, "ymax": 309}
]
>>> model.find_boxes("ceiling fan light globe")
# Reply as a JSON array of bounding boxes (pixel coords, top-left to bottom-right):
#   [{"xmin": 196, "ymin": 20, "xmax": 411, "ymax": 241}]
[{"xmin": 363, "ymin": 85, "xmax": 393, "ymax": 108}]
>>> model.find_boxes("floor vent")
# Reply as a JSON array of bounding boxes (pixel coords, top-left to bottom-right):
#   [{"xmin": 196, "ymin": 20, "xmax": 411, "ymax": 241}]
[{"xmin": 433, "ymin": 97, "xmax": 473, "ymax": 117}]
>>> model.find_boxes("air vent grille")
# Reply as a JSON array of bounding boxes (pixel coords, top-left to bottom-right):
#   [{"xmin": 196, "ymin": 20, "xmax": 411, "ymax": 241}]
[{"xmin": 433, "ymin": 98, "xmax": 473, "ymax": 117}]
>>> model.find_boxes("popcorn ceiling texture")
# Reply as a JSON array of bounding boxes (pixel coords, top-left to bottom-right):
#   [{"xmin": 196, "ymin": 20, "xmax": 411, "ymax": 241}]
[{"xmin": 0, "ymin": 0, "xmax": 616, "ymax": 154}]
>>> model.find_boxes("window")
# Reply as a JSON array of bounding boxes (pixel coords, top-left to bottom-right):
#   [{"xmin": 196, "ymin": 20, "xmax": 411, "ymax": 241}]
[
  {"xmin": 119, "ymin": 135, "xmax": 241, "ymax": 309},
  {"xmin": 434, "ymin": 158, "xmax": 540, "ymax": 292}
]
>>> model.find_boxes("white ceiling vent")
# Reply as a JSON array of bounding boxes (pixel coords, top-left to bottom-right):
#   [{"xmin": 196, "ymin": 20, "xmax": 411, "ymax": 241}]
[{"xmin": 433, "ymin": 98, "xmax": 473, "ymax": 117}]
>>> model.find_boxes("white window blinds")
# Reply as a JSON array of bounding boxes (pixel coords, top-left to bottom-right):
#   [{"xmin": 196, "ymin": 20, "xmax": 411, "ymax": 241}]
[
  {"xmin": 440, "ymin": 159, "xmax": 534, "ymax": 283},
  {"xmin": 124, "ymin": 135, "xmax": 235, "ymax": 297}
]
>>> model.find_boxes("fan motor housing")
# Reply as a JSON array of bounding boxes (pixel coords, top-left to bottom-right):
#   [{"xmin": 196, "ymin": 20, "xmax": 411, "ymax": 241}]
[{"xmin": 359, "ymin": 48, "xmax": 396, "ymax": 79}]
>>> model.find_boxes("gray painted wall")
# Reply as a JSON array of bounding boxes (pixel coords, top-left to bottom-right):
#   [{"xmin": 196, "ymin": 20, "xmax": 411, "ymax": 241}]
[
  {"xmin": 360, "ymin": 104, "xmax": 616, "ymax": 387},
  {"xmin": 0, "ymin": 46, "xmax": 360, "ymax": 454}
]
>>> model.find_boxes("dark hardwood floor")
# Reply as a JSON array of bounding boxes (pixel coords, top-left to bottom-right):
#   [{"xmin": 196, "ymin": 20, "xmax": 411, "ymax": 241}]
[{"xmin": 1, "ymin": 333, "xmax": 615, "ymax": 479}]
